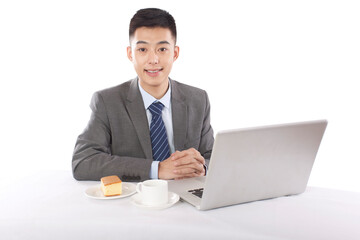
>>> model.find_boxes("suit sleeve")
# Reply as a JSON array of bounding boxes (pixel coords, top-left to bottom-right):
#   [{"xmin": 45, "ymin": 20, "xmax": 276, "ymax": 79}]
[
  {"xmin": 199, "ymin": 91, "xmax": 214, "ymax": 165},
  {"xmin": 72, "ymin": 92, "xmax": 152, "ymax": 181}
]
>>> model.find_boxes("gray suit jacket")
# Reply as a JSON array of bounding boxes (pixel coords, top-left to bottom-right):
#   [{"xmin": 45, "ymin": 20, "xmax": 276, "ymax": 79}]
[{"xmin": 72, "ymin": 78, "xmax": 214, "ymax": 181}]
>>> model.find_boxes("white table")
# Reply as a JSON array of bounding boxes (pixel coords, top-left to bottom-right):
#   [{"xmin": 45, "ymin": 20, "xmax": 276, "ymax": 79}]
[{"xmin": 1, "ymin": 171, "xmax": 360, "ymax": 240}]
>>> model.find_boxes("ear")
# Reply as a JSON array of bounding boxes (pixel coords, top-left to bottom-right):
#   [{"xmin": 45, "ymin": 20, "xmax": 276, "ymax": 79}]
[
  {"xmin": 173, "ymin": 46, "xmax": 180, "ymax": 61},
  {"xmin": 127, "ymin": 46, "xmax": 133, "ymax": 61}
]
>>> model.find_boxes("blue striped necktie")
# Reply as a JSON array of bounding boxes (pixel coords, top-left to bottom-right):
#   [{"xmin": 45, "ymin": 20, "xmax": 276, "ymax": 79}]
[{"xmin": 148, "ymin": 101, "xmax": 171, "ymax": 161}]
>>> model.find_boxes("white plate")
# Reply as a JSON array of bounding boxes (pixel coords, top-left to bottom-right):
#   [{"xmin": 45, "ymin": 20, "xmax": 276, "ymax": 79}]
[
  {"xmin": 130, "ymin": 192, "xmax": 180, "ymax": 210},
  {"xmin": 85, "ymin": 182, "xmax": 136, "ymax": 200}
]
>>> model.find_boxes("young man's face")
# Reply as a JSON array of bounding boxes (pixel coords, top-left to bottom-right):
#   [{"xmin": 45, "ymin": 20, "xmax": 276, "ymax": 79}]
[{"xmin": 127, "ymin": 27, "xmax": 179, "ymax": 93}]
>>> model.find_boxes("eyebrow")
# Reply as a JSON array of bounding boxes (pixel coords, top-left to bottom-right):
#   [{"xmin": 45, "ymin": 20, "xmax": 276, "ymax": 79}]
[
  {"xmin": 136, "ymin": 40, "xmax": 171, "ymax": 45},
  {"xmin": 158, "ymin": 41, "xmax": 170, "ymax": 45}
]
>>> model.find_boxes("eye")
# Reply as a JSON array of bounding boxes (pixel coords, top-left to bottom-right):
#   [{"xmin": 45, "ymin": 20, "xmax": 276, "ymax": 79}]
[
  {"xmin": 138, "ymin": 48, "xmax": 147, "ymax": 52},
  {"xmin": 159, "ymin": 48, "xmax": 167, "ymax": 52}
]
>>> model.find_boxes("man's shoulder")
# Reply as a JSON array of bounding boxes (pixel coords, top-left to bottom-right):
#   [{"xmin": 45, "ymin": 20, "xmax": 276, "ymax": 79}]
[
  {"xmin": 171, "ymin": 79, "xmax": 207, "ymax": 96},
  {"xmin": 89, "ymin": 78, "xmax": 137, "ymax": 107}
]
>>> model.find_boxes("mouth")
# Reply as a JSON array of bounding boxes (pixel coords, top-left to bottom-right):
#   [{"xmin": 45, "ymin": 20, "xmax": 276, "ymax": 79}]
[
  {"xmin": 145, "ymin": 68, "xmax": 163, "ymax": 73},
  {"xmin": 144, "ymin": 68, "xmax": 163, "ymax": 77}
]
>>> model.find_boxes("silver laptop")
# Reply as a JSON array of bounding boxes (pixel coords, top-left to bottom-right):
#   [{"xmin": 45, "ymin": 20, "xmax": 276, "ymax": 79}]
[{"xmin": 168, "ymin": 120, "xmax": 328, "ymax": 210}]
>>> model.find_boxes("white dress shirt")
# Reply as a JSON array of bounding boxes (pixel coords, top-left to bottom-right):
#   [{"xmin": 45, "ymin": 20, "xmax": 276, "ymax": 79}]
[{"xmin": 138, "ymin": 80, "xmax": 175, "ymax": 179}]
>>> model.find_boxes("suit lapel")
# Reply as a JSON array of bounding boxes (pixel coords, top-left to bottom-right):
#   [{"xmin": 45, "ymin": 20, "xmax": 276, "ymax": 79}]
[
  {"xmin": 171, "ymin": 80, "xmax": 188, "ymax": 151},
  {"xmin": 125, "ymin": 78, "xmax": 153, "ymax": 159}
]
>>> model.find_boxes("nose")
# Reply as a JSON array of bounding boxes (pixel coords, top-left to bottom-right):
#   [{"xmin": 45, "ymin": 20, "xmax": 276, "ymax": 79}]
[{"xmin": 148, "ymin": 50, "xmax": 159, "ymax": 65}]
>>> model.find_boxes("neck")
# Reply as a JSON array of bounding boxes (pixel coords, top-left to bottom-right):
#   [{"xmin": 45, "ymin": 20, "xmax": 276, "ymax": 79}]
[{"xmin": 139, "ymin": 78, "xmax": 169, "ymax": 99}]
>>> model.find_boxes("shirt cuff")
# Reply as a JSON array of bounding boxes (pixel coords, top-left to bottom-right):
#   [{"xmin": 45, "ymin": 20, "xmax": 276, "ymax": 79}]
[{"xmin": 150, "ymin": 161, "xmax": 160, "ymax": 179}]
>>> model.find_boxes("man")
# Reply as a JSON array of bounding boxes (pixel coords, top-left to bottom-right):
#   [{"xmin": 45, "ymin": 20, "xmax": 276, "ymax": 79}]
[{"xmin": 72, "ymin": 8, "xmax": 214, "ymax": 181}]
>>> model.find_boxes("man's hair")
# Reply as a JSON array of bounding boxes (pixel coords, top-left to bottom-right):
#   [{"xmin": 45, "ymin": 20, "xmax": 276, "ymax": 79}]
[{"xmin": 129, "ymin": 8, "xmax": 177, "ymax": 43}]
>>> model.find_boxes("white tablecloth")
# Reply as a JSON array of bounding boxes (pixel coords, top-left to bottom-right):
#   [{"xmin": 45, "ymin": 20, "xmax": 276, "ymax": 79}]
[{"xmin": 1, "ymin": 171, "xmax": 359, "ymax": 240}]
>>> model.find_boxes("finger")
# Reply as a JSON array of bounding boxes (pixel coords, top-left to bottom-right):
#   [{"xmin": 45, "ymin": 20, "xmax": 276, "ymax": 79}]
[
  {"xmin": 171, "ymin": 150, "xmax": 188, "ymax": 160},
  {"xmin": 171, "ymin": 148, "xmax": 200, "ymax": 159},
  {"xmin": 172, "ymin": 148, "xmax": 204, "ymax": 162},
  {"xmin": 173, "ymin": 155, "xmax": 197, "ymax": 167},
  {"xmin": 193, "ymin": 155, "xmax": 205, "ymax": 165},
  {"xmin": 178, "ymin": 161, "xmax": 204, "ymax": 172},
  {"xmin": 175, "ymin": 171, "xmax": 200, "ymax": 179},
  {"xmin": 174, "ymin": 170, "xmax": 205, "ymax": 180},
  {"xmin": 170, "ymin": 150, "xmax": 181, "ymax": 158},
  {"xmin": 182, "ymin": 148, "xmax": 205, "ymax": 165},
  {"xmin": 173, "ymin": 163, "xmax": 204, "ymax": 175}
]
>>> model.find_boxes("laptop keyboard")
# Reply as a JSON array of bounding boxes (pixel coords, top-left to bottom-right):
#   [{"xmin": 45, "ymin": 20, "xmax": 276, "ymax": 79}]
[{"xmin": 188, "ymin": 188, "xmax": 204, "ymax": 198}]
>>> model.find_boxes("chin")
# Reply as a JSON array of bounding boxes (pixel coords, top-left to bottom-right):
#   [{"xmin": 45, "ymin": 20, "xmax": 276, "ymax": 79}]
[{"xmin": 142, "ymin": 76, "xmax": 168, "ymax": 86}]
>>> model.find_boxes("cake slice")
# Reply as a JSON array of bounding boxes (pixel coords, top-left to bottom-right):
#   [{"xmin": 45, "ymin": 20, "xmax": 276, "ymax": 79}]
[{"xmin": 100, "ymin": 175, "xmax": 122, "ymax": 197}]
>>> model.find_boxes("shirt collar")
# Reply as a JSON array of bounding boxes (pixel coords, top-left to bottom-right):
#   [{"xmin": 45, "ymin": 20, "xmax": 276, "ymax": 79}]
[{"xmin": 138, "ymin": 79, "xmax": 171, "ymax": 110}]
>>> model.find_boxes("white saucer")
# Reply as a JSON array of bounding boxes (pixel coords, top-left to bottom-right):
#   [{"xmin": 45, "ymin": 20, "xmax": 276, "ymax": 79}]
[
  {"xmin": 85, "ymin": 182, "xmax": 136, "ymax": 200},
  {"xmin": 130, "ymin": 192, "xmax": 180, "ymax": 210}
]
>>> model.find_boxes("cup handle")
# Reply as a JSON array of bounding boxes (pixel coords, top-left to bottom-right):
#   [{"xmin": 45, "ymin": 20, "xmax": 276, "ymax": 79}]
[{"xmin": 136, "ymin": 183, "xmax": 142, "ymax": 194}]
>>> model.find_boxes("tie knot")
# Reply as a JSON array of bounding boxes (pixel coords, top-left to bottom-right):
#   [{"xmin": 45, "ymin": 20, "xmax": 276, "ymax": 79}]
[{"xmin": 148, "ymin": 101, "xmax": 164, "ymax": 116}]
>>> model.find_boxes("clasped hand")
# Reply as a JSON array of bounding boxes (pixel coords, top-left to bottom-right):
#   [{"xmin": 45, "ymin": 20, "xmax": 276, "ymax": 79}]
[{"xmin": 158, "ymin": 148, "xmax": 205, "ymax": 180}]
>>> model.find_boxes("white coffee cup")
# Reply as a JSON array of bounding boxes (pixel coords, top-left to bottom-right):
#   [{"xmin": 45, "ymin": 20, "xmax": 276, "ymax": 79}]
[{"xmin": 136, "ymin": 180, "xmax": 168, "ymax": 206}]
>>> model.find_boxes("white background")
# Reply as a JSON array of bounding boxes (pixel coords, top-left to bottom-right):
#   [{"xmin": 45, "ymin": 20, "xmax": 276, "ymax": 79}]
[{"xmin": 0, "ymin": 0, "xmax": 359, "ymax": 192}]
